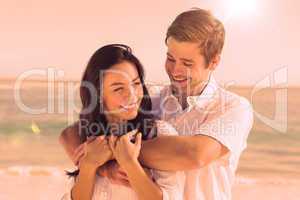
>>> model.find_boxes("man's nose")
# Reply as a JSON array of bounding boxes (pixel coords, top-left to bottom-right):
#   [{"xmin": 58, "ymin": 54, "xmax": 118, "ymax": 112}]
[{"xmin": 171, "ymin": 63, "xmax": 185, "ymax": 76}]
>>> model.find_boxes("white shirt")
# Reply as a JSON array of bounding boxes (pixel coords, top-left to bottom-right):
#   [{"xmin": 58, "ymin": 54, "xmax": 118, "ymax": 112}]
[
  {"xmin": 151, "ymin": 76, "xmax": 253, "ymax": 200},
  {"xmin": 61, "ymin": 120, "xmax": 185, "ymax": 200}
]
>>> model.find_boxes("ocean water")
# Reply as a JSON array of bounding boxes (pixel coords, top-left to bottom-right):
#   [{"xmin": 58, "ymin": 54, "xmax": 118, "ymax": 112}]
[{"xmin": 0, "ymin": 79, "xmax": 299, "ymax": 183}]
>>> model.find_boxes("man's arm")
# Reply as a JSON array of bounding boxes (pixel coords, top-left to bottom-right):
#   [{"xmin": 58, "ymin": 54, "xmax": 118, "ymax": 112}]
[
  {"xmin": 140, "ymin": 98, "xmax": 253, "ymax": 171},
  {"xmin": 139, "ymin": 135, "xmax": 228, "ymax": 171},
  {"xmin": 59, "ymin": 122, "xmax": 82, "ymax": 165},
  {"xmin": 59, "ymin": 122, "xmax": 228, "ymax": 172}
]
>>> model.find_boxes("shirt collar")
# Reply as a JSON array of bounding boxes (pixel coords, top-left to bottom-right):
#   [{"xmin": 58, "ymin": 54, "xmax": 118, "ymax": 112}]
[
  {"xmin": 165, "ymin": 75, "xmax": 219, "ymax": 111},
  {"xmin": 187, "ymin": 75, "xmax": 219, "ymax": 109}
]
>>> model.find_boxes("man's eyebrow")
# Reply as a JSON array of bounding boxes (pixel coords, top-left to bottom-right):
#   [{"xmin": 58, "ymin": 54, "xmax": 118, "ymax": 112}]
[
  {"xmin": 167, "ymin": 52, "xmax": 194, "ymax": 63},
  {"xmin": 167, "ymin": 52, "xmax": 174, "ymax": 58},
  {"xmin": 180, "ymin": 58, "xmax": 194, "ymax": 63}
]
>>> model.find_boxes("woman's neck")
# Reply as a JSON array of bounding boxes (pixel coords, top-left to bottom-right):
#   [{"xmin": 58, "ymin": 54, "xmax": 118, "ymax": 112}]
[{"xmin": 105, "ymin": 114, "xmax": 128, "ymax": 136}]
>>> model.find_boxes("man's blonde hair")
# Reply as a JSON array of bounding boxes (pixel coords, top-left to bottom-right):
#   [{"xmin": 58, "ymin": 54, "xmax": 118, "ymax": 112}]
[{"xmin": 166, "ymin": 8, "xmax": 225, "ymax": 65}]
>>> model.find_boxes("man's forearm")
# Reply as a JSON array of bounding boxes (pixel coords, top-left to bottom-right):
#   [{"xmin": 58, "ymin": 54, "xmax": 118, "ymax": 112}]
[
  {"xmin": 139, "ymin": 135, "xmax": 228, "ymax": 171},
  {"xmin": 139, "ymin": 135, "xmax": 200, "ymax": 171},
  {"xmin": 59, "ymin": 123, "xmax": 82, "ymax": 165}
]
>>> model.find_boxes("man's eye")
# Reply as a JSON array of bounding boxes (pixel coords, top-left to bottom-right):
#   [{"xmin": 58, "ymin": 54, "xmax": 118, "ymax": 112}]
[
  {"xmin": 167, "ymin": 57, "xmax": 175, "ymax": 62},
  {"xmin": 183, "ymin": 63, "xmax": 193, "ymax": 67},
  {"xmin": 134, "ymin": 81, "xmax": 141, "ymax": 86}
]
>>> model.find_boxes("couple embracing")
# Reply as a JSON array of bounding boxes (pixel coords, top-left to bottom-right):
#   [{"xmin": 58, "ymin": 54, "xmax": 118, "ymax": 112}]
[{"xmin": 60, "ymin": 8, "xmax": 253, "ymax": 200}]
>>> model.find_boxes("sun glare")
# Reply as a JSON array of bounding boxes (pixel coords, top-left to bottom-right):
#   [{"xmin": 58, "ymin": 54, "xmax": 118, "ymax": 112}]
[
  {"xmin": 227, "ymin": 0, "xmax": 258, "ymax": 18},
  {"xmin": 216, "ymin": 0, "xmax": 259, "ymax": 21}
]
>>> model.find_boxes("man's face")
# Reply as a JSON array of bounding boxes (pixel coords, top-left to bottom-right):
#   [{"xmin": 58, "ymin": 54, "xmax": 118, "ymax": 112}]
[{"xmin": 165, "ymin": 37, "xmax": 217, "ymax": 96}]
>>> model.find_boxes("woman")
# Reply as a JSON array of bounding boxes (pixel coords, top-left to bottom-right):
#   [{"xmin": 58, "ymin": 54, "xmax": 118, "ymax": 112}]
[{"xmin": 62, "ymin": 44, "xmax": 184, "ymax": 200}]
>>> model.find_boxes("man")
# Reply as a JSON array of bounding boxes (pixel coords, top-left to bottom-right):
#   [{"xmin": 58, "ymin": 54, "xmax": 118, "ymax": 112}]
[{"xmin": 60, "ymin": 8, "xmax": 253, "ymax": 199}]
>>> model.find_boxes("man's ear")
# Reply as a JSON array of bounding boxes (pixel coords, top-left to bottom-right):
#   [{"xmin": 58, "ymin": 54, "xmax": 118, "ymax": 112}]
[{"xmin": 208, "ymin": 54, "xmax": 221, "ymax": 70}]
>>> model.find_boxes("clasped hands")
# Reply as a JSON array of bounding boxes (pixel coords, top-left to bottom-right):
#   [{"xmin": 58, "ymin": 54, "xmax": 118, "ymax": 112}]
[{"xmin": 73, "ymin": 130, "xmax": 151, "ymax": 187}]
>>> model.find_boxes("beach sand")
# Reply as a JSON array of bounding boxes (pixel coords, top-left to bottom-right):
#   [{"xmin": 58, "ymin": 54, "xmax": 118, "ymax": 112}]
[
  {"xmin": 1, "ymin": 172, "xmax": 300, "ymax": 200},
  {"xmin": 233, "ymin": 183, "xmax": 300, "ymax": 200}
]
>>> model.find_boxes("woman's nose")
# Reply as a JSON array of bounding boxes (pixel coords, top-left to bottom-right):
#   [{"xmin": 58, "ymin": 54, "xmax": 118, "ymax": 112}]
[{"xmin": 126, "ymin": 86, "xmax": 138, "ymax": 103}]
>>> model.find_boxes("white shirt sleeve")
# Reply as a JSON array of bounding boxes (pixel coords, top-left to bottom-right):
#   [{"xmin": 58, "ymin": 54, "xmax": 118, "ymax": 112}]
[
  {"xmin": 195, "ymin": 97, "xmax": 254, "ymax": 155},
  {"xmin": 152, "ymin": 120, "xmax": 185, "ymax": 200}
]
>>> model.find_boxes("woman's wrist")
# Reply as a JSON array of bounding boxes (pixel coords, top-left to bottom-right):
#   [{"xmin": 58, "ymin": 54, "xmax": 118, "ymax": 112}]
[
  {"xmin": 79, "ymin": 158, "xmax": 99, "ymax": 173},
  {"xmin": 120, "ymin": 157, "xmax": 140, "ymax": 171}
]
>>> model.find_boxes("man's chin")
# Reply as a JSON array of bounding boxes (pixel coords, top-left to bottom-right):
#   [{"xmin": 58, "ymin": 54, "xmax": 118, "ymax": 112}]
[{"xmin": 171, "ymin": 82, "xmax": 189, "ymax": 94}]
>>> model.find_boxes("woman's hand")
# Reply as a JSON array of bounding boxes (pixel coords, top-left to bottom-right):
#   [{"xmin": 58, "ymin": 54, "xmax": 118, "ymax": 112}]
[
  {"xmin": 81, "ymin": 136, "xmax": 113, "ymax": 169},
  {"xmin": 108, "ymin": 130, "xmax": 142, "ymax": 167}
]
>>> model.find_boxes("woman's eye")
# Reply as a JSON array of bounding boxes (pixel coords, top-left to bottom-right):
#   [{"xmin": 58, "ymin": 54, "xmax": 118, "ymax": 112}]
[
  {"xmin": 113, "ymin": 88, "xmax": 123, "ymax": 92},
  {"xmin": 134, "ymin": 81, "xmax": 141, "ymax": 86}
]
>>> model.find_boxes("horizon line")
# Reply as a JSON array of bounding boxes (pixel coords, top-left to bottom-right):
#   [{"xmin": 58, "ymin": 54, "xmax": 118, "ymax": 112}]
[{"xmin": 0, "ymin": 77, "xmax": 299, "ymax": 88}]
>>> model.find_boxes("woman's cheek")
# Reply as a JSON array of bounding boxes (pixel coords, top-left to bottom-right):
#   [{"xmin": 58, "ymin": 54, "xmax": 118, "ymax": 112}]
[
  {"xmin": 136, "ymin": 87, "xmax": 143, "ymax": 100},
  {"xmin": 105, "ymin": 94, "xmax": 123, "ymax": 111}
]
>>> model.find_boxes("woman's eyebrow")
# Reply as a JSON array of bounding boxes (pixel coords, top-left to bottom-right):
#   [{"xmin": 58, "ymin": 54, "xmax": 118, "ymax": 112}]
[
  {"xmin": 132, "ymin": 76, "xmax": 140, "ymax": 82},
  {"xmin": 110, "ymin": 82, "xmax": 124, "ymax": 87},
  {"xmin": 110, "ymin": 76, "xmax": 140, "ymax": 87}
]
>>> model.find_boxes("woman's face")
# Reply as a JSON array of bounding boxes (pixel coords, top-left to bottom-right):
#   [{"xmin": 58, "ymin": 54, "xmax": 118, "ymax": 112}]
[{"xmin": 102, "ymin": 61, "xmax": 144, "ymax": 122}]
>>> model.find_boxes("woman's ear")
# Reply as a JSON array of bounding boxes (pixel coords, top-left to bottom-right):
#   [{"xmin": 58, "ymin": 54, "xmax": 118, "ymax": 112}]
[{"xmin": 208, "ymin": 54, "xmax": 221, "ymax": 70}]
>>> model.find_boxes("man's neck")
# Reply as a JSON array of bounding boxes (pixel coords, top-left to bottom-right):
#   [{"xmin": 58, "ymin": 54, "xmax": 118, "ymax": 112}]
[
  {"xmin": 175, "ymin": 92, "xmax": 188, "ymax": 110},
  {"xmin": 172, "ymin": 79, "xmax": 210, "ymax": 110}
]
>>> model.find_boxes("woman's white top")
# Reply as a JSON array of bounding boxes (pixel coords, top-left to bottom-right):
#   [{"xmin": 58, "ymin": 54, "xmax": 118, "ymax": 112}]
[{"xmin": 61, "ymin": 120, "xmax": 185, "ymax": 200}]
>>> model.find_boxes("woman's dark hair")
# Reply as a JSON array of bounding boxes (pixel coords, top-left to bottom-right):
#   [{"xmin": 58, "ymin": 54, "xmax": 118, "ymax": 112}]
[{"xmin": 67, "ymin": 44, "xmax": 156, "ymax": 177}]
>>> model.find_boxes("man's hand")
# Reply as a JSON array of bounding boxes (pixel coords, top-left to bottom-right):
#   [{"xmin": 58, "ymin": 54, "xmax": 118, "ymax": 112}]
[
  {"xmin": 81, "ymin": 136, "xmax": 113, "ymax": 168},
  {"xmin": 72, "ymin": 136, "xmax": 96, "ymax": 166},
  {"xmin": 71, "ymin": 134, "xmax": 152, "ymax": 188}
]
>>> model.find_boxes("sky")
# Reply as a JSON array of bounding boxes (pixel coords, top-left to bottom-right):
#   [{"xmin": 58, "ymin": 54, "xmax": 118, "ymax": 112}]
[{"xmin": 0, "ymin": 0, "xmax": 299, "ymax": 86}]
